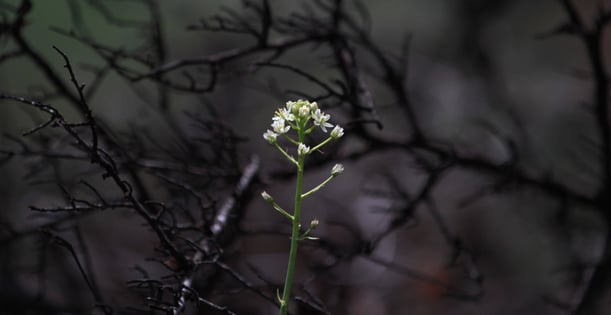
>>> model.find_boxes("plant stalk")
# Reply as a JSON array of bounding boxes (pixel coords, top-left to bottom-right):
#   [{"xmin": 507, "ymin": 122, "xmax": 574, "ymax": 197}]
[{"xmin": 279, "ymin": 125, "xmax": 306, "ymax": 315}]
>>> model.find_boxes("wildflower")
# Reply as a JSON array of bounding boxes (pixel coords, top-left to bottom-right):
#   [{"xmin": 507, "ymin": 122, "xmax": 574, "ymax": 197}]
[
  {"xmin": 330, "ymin": 125, "xmax": 344, "ymax": 139},
  {"xmin": 261, "ymin": 99, "xmax": 347, "ymax": 315},
  {"xmin": 271, "ymin": 118, "xmax": 290, "ymax": 134},
  {"xmin": 263, "ymin": 130, "xmax": 278, "ymax": 144},
  {"xmin": 312, "ymin": 109, "xmax": 332, "ymax": 132},
  {"xmin": 331, "ymin": 163, "xmax": 344, "ymax": 176},
  {"xmin": 298, "ymin": 143, "xmax": 310, "ymax": 156}
]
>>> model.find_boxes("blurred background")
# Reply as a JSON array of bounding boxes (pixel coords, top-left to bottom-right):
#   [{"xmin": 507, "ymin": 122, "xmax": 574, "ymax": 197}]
[{"xmin": 1, "ymin": 0, "xmax": 610, "ymax": 314}]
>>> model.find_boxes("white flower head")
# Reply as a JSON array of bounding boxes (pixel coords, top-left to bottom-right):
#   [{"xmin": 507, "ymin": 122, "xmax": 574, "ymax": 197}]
[
  {"xmin": 297, "ymin": 143, "xmax": 310, "ymax": 156},
  {"xmin": 331, "ymin": 163, "xmax": 344, "ymax": 176},
  {"xmin": 309, "ymin": 101, "xmax": 319, "ymax": 111},
  {"xmin": 312, "ymin": 109, "xmax": 333, "ymax": 132},
  {"xmin": 263, "ymin": 130, "xmax": 278, "ymax": 144},
  {"xmin": 330, "ymin": 125, "xmax": 344, "ymax": 139},
  {"xmin": 271, "ymin": 118, "xmax": 290, "ymax": 134}
]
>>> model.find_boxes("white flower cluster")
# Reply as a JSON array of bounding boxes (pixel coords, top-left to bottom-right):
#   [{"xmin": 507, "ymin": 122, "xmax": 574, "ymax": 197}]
[{"xmin": 263, "ymin": 99, "xmax": 344, "ymax": 146}]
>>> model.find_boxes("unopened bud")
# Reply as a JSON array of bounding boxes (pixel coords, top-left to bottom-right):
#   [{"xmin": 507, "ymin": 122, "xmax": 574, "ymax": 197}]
[
  {"xmin": 298, "ymin": 143, "xmax": 310, "ymax": 156},
  {"xmin": 310, "ymin": 218, "xmax": 319, "ymax": 228},
  {"xmin": 261, "ymin": 191, "xmax": 274, "ymax": 202},
  {"xmin": 330, "ymin": 125, "xmax": 344, "ymax": 139},
  {"xmin": 331, "ymin": 164, "xmax": 344, "ymax": 176}
]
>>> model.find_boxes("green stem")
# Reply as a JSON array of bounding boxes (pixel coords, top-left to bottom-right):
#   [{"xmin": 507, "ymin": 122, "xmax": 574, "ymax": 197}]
[
  {"xmin": 272, "ymin": 202, "xmax": 294, "ymax": 221},
  {"xmin": 302, "ymin": 174, "xmax": 335, "ymax": 199},
  {"xmin": 279, "ymin": 125, "xmax": 306, "ymax": 315},
  {"xmin": 274, "ymin": 142, "xmax": 298, "ymax": 166},
  {"xmin": 309, "ymin": 136, "xmax": 333, "ymax": 153}
]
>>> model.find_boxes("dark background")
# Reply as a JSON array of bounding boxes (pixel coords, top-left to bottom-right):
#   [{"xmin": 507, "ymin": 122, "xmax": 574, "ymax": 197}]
[{"xmin": 1, "ymin": 0, "xmax": 610, "ymax": 314}]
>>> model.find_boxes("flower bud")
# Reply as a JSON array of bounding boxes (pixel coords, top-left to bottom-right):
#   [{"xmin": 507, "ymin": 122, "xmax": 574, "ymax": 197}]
[
  {"xmin": 298, "ymin": 105, "xmax": 310, "ymax": 118},
  {"xmin": 261, "ymin": 191, "xmax": 274, "ymax": 202},
  {"xmin": 263, "ymin": 130, "xmax": 278, "ymax": 144},
  {"xmin": 331, "ymin": 163, "xmax": 344, "ymax": 176},
  {"xmin": 330, "ymin": 125, "xmax": 344, "ymax": 139},
  {"xmin": 285, "ymin": 100, "xmax": 296, "ymax": 113},
  {"xmin": 298, "ymin": 143, "xmax": 310, "ymax": 156},
  {"xmin": 310, "ymin": 218, "xmax": 319, "ymax": 228}
]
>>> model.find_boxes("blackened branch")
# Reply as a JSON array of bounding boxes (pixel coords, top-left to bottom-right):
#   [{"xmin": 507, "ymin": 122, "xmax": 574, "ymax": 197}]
[
  {"xmin": 172, "ymin": 156, "xmax": 260, "ymax": 314},
  {"xmin": 554, "ymin": 0, "xmax": 611, "ymax": 313}
]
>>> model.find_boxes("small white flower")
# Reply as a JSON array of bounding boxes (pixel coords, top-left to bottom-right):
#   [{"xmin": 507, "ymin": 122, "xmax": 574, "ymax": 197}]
[
  {"xmin": 285, "ymin": 100, "xmax": 296, "ymax": 113},
  {"xmin": 276, "ymin": 108, "xmax": 295, "ymax": 122},
  {"xmin": 309, "ymin": 101, "xmax": 319, "ymax": 111},
  {"xmin": 261, "ymin": 191, "xmax": 274, "ymax": 202},
  {"xmin": 263, "ymin": 130, "xmax": 278, "ymax": 144},
  {"xmin": 330, "ymin": 125, "xmax": 344, "ymax": 139},
  {"xmin": 298, "ymin": 143, "xmax": 310, "ymax": 156},
  {"xmin": 312, "ymin": 109, "xmax": 333, "ymax": 132},
  {"xmin": 271, "ymin": 118, "xmax": 290, "ymax": 134},
  {"xmin": 331, "ymin": 163, "xmax": 344, "ymax": 176},
  {"xmin": 298, "ymin": 104, "xmax": 310, "ymax": 118}
]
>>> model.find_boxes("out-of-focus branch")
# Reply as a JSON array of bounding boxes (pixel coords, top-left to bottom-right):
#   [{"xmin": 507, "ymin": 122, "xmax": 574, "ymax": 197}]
[
  {"xmin": 542, "ymin": 1, "xmax": 611, "ymax": 313},
  {"xmin": 173, "ymin": 156, "xmax": 260, "ymax": 314}
]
